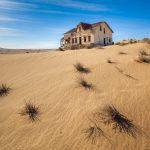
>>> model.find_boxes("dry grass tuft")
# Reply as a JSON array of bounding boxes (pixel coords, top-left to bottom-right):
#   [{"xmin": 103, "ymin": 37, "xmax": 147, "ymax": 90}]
[
  {"xmin": 74, "ymin": 63, "xmax": 91, "ymax": 73},
  {"xmin": 84, "ymin": 124, "xmax": 105, "ymax": 144},
  {"xmin": 139, "ymin": 49, "xmax": 148, "ymax": 56},
  {"xmin": 20, "ymin": 101, "xmax": 40, "ymax": 122},
  {"xmin": 96, "ymin": 105, "xmax": 138, "ymax": 138},
  {"xmin": 107, "ymin": 59, "xmax": 114, "ymax": 63},
  {"xmin": 142, "ymin": 38, "xmax": 150, "ymax": 44},
  {"xmin": 78, "ymin": 77, "xmax": 93, "ymax": 90},
  {"xmin": 119, "ymin": 51, "xmax": 127, "ymax": 55},
  {"xmin": 0, "ymin": 83, "xmax": 11, "ymax": 97},
  {"xmin": 136, "ymin": 55, "xmax": 150, "ymax": 64},
  {"xmin": 58, "ymin": 47, "xmax": 65, "ymax": 51}
]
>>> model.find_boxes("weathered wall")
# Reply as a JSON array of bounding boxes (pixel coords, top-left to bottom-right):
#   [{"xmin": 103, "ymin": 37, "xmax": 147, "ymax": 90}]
[{"xmin": 93, "ymin": 23, "xmax": 113, "ymax": 45}]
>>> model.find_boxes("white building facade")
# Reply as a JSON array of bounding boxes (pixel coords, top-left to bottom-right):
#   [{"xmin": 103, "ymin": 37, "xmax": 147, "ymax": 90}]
[{"xmin": 60, "ymin": 21, "xmax": 114, "ymax": 49}]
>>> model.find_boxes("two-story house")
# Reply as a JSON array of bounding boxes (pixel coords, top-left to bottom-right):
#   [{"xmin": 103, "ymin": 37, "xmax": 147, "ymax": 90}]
[{"xmin": 60, "ymin": 21, "xmax": 113, "ymax": 49}]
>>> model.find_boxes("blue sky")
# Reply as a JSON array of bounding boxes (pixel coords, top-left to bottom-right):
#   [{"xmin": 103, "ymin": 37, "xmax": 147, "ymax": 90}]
[{"xmin": 0, "ymin": 0, "xmax": 150, "ymax": 49}]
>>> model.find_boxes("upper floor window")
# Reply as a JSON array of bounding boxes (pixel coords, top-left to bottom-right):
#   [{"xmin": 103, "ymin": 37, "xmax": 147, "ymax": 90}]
[
  {"xmin": 79, "ymin": 27, "xmax": 81, "ymax": 31},
  {"xmin": 104, "ymin": 28, "xmax": 106, "ymax": 34},
  {"xmin": 100, "ymin": 25, "xmax": 102, "ymax": 31}
]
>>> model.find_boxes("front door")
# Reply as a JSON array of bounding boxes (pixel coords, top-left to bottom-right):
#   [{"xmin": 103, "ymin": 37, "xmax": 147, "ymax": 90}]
[
  {"xmin": 79, "ymin": 37, "xmax": 82, "ymax": 44},
  {"xmin": 104, "ymin": 38, "xmax": 106, "ymax": 45}
]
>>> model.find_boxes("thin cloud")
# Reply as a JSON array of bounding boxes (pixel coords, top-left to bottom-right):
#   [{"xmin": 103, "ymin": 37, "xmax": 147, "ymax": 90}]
[
  {"xmin": 38, "ymin": 9, "xmax": 100, "ymax": 17},
  {"xmin": 0, "ymin": 15, "xmax": 20, "ymax": 21},
  {"xmin": 0, "ymin": 0, "xmax": 36, "ymax": 10},
  {"xmin": 0, "ymin": 27, "xmax": 22, "ymax": 36},
  {"xmin": 43, "ymin": 0, "xmax": 110, "ymax": 11}
]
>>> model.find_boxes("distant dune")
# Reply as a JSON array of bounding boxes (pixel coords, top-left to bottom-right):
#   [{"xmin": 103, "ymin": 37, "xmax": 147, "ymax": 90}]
[
  {"xmin": 0, "ymin": 48, "xmax": 57, "ymax": 54},
  {"xmin": 0, "ymin": 43, "xmax": 150, "ymax": 150}
]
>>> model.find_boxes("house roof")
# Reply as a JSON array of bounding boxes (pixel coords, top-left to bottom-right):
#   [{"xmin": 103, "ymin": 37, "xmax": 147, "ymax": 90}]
[
  {"xmin": 64, "ymin": 28, "xmax": 76, "ymax": 34},
  {"xmin": 92, "ymin": 21, "xmax": 114, "ymax": 33},
  {"xmin": 64, "ymin": 21, "xmax": 113, "ymax": 34}
]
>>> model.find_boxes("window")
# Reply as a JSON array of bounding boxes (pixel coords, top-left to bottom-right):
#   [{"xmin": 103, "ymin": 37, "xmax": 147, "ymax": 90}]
[
  {"xmin": 88, "ymin": 36, "xmax": 91, "ymax": 42},
  {"xmin": 75, "ymin": 38, "xmax": 77, "ymax": 43},
  {"xmin": 109, "ymin": 38, "xmax": 112, "ymax": 43},
  {"xmin": 84, "ymin": 36, "xmax": 86, "ymax": 42},
  {"xmin": 100, "ymin": 25, "xmax": 102, "ymax": 31},
  {"xmin": 104, "ymin": 28, "xmax": 106, "ymax": 34},
  {"xmin": 79, "ymin": 27, "xmax": 81, "ymax": 31},
  {"xmin": 72, "ymin": 38, "xmax": 74, "ymax": 44}
]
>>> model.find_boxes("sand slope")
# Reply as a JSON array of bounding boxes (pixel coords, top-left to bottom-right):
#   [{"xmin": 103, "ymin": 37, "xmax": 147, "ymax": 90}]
[{"xmin": 0, "ymin": 43, "xmax": 150, "ymax": 150}]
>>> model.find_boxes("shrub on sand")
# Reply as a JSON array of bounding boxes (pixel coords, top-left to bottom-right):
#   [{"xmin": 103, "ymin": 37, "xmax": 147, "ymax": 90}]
[
  {"xmin": 84, "ymin": 124, "xmax": 105, "ymax": 144},
  {"xmin": 137, "ymin": 55, "xmax": 150, "ymax": 64},
  {"xmin": 20, "ymin": 101, "xmax": 40, "ymax": 122},
  {"xmin": 58, "ymin": 47, "xmax": 65, "ymax": 51},
  {"xmin": 0, "ymin": 83, "xmax": 11, "ymax": 97},
  {"xmin": 78, "ymin": 77, "xmax": 93, "ymax": 90},
  {"xmin": 74, "ymin": 63, "xmax": 90, "ymax": 73},
  {"xmin": 107, "ymin": 59, "xmax": 113, "ymax": 63},
  {"xmin": 96, "ymin": 105, "xmax": 138, "ymax": 138},
  {"xmin": 119, "ymin": 51, "xmax": 127, "ymax": 55},
  {"xmin": 139, "ymin": 49, "xmax": 148, "ymax": 56}
]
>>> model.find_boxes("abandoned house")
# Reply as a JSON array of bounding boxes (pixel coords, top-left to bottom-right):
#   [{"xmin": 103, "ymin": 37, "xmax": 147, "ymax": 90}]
[{"xmin": 60, "ymin": 21, "xmax": 114, "ymax": 49}]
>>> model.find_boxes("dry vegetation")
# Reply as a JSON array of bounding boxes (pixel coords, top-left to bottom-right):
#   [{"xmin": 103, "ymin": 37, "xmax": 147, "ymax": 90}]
[
  {"xmin": 119, "ymin": 51, "xmax": 127, "ymax": 55},
  {"xmin": 0, "ymin": 83, "xmax": 11, "ymax": 97},
  {"xmin": 78, "ymin": 77, "xmax": 93, "ymax": 90},
  {"xmin": 74, "ymin": 62, "xmax": 91, "ymax": 73},
  {"xmin": 96, "ymin": 105, "xmax": 138, "ymax": 138},
  {"xmin": 83, "ymin": 123, "xmax": 105, "ymax": 144},
  {"xmin": 107, "ymin": 59, "xmax": 114, "ymax": 63},
  {"xmin": 20, "ymin": 101, "xmax": 40, "ymax": 122},
  {"xmin": 142, "ymin": 38, "xmax": 150, "ymax": 44},
  {"xmin": 0, "ymin": 42, "xmax": 150, "ymax": 150},
  {"xmin": 136, "ymin": 50, "xmax": 150, "ymax": 63}
]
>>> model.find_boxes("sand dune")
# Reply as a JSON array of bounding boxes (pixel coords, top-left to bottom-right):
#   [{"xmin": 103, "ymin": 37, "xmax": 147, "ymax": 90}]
[{"xmin": 0, "ymin": 43, "xmax": 150, "ymax": 150}]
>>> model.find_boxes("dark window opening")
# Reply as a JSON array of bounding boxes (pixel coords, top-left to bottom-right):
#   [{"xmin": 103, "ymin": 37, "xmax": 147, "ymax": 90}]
[
  {"xmin": 104, "ymin": 28, "xmax": 106, "ymax": 34},
  {"xmin": 75, "ymin": 38, "xmax": 77, "ymax": 43},
  {"xmin": 104, "ymin": 38, "xmax": 106, "ymax": 45},
  {"xmin": 79, "ymin": 27, "xmax": 81, "ymax": 31},
  {"xmin": 88, "ymin": 36, "xmax": 91, "ymax": 42},
  {"xmin": 72, "ymin": 38, "xmax": 74, "ymax": 44},
  {"xmin": 100, "ymin": 26, "xmax": 102, "ymax": 31},
  {"xmin": 79, "ymin": 37, "xmax": 82, "ymax": 44},
  {"xmin": 84, "ymin": 36, "xmax": 86, "ymax": 42},
  {"xmin": 109, "ymin": 38, "xmax": 111, "ymax": 43}
]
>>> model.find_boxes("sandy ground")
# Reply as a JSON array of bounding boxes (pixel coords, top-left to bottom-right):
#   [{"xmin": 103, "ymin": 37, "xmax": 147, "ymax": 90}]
[{"xmin": 0, "ymin": 43, "xmax": 150, "ymax": 150}]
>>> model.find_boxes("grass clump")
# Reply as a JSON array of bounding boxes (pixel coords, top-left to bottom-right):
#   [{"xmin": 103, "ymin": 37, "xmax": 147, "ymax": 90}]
[
  {"xmin": 142, "ymin": 38, "xmax": 150, "ymax": 44},
  {"xmin": 58, "ymin": 47, "xmax": 65, "ymax": 51},
  {"xmin": 137, "ymin": 55, "xmax": 150, "ymax": 64},
  {"xmin": 119, "ymin": 51, "xmax": 127, "ymax": 55},
  {"xmin": 0, "ymin": 83, "xmax": 11, "ymax": 97},
  {"xmin": 84, "ymin": 124, "xmax": 105, "ymax": 144},
  {"xmin": 97, "ymin": 105, "xmax": 138, "ymax": 138},
  {"xmin": 74, "ymin": 63, "xmax": 90, "ymax": 74},
  {"xmin": 139, "ymin": 49, "xmax": 148, "ymax": 56},
  {"xmin": 107, "ymin": 59, "xmax": 114, "ymax": 63},
  {"xmin": 20, "ymin": 101, "xmax": 40, "ymax": 122},
  {"xmin": 78, "ymin": 77, "xmax": 93, "ymax": 90}
]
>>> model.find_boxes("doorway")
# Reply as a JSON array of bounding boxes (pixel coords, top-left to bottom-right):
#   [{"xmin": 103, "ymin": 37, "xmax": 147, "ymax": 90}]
[
  {"xmin": 79, "ymin": 37, "xmax": 82, "ymax": 44},
  {"xmin": 104, "ymin": 38, "xmax": 106, "ymax": 45}
]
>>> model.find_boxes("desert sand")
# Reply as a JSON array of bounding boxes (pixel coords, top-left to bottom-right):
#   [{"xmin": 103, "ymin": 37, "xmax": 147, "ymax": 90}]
[{"xmin": 0, "ymin": 43, "xmax": 150, "ymax": 150}]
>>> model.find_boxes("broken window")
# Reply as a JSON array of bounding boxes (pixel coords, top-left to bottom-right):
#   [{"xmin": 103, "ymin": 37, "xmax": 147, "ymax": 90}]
[
  {"xmin": 88, "ymin": 36, "xmax": 91, "ymax": 42},
  {"xmin": 100, "ymin": 25, "xmax": 102, "ymax": 31},
  {"xmin": 84, "ymin": 36, "xmax": 86, "ymax": 42}
]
